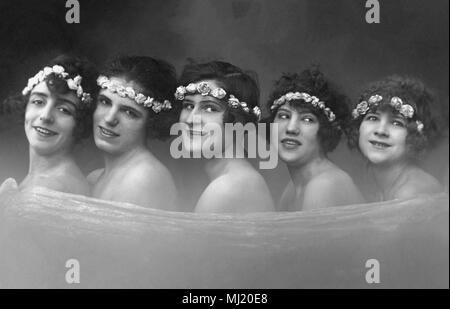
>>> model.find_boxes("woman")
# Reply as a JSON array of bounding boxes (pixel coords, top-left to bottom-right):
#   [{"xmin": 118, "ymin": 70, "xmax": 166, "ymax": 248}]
[
  {"xmin": 347, "ymin": 75, "xmax": 443, "ymax": 201},
  {"xmin": 1, "ymin": 54, "xmax": 98, "ymax": 195},
  {"xmin": 88, "ymin": 56, "xmax": 179, "ymax": 210},
  {"xmin": 174, "ymin": 61, "xmax": 275, "ymax": 213},
  {"xmin": 267, "ymin": 68, "xmax": 364, "ymax": 211}
]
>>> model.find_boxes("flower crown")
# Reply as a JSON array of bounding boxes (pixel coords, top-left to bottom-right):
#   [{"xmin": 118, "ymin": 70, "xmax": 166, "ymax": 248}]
[
  {"xmin": 270, "ymin": 92, "xmax": 336, "ymax": 122},
  {"xmin": 352, "ymin": 95, "xmax": 424, "ymax": 133},
  {"xmin": 174, "ymin": 81, "xmax": 262, "ymax": 121},
  {"xmin": 96, "ymin": 75, "xmax": 172, "ymax": 113},
  {"xmin": 22, "ymin": 65, "xmax": 93, "ymax": 105}
]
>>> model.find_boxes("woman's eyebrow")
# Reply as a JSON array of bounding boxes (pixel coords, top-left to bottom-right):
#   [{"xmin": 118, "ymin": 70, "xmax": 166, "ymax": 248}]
[
  {"xmin": 120, "ymin": 104, "xmax": 142, "ymax": 116},
  {"xmin": 29, "ymin": 91, "xmax": 48, "ymax": 98}
]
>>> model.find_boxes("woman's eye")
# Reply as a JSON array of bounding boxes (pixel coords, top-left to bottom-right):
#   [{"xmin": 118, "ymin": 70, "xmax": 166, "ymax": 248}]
[
  {"xmin": 31, "ymin": 99, "xmax": 44, "ymax": 105},
  {"xmin": 57, "ymin": 107, "xmax": 73, "ymax": 116},
  {"xmin": 98, "ymin": 98, "xmax": 110, "ymax": 106},
  {"xmin": 203, "ymin": 106, "xmax": 218, "ymax": 113},
  {"xmin": 182, "ymin": 102, "xmax": 194, "ymax": 110},
  {"xmin": 392, "ymin": 120, "xmax": 405, "ymax": 127},
  {"xmin": 276, "ymin": 113, "xmax": 289, "ymax": 120},
  {"xmin": 124, "ymin": 109, "xmax": 138, "ymax": 118},
  {"xmin": 302, "ymin": 117, "xmax": 314, "ymax": 123},
  {"xmin": 365, "ymin": 115, "xmax": 378, "ymax": 121}
]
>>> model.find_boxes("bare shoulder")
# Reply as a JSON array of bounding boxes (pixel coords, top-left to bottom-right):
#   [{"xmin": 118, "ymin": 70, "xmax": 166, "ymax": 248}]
[
  {"xmin": 395, "ymin": 168, "xmax": 443, "ymax": 199},
  {"xmin": 306, "ymin": 167, "xmax": 357, "ymax": 192},
  {"xmin": 135, "ymin": 156, "xmax": 175, "ymax": 189},
  {"xmin": 196, "ymin": 169, "xmax": 274, "ymax": 213},
  {"xmin": 303, "ymin": 167, "xmax": 364, "ymax": 209},
  {"xmin": 87, "ymin": 168, "xmax": 104, "ymax": 185}
]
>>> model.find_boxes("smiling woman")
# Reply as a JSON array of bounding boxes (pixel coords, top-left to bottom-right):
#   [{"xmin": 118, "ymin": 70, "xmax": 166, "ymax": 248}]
[
  {"xmin": 87, "ymin": 56, "xmax": 180, "ymax": 210},
  {"xmin": 346, "ymin": 75, "xmax": 444, "ymax": 201},
  {"xmin": 0, "ymin": 54, "xmax": 99, "ymax": 195},
  {"xmin": 266, "ymin": 67, "xmax": 364, "ymax": 211}
]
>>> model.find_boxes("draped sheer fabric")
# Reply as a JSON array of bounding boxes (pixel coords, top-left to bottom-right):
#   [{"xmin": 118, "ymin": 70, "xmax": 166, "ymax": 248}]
[{"xmin": 0, "ymin": 180, "xmax": 448, "ymax": 288}]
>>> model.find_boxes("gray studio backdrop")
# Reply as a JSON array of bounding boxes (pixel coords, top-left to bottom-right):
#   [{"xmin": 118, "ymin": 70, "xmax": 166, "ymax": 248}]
[{"xmin": 0, "ymin": 0, "xmax": 448, "ymax": 210}]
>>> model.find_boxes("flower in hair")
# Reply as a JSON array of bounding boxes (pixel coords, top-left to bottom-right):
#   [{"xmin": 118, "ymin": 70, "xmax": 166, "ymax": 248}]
[
  {"xmin": 390, "ymin": 96, "xmax": 403, "ymax": 110},
  {"xmin": 352, "ymin": 94, "xmax": 423, "ymax": 133},
  {"xmin": 96, "ymin": 75, "xmax": 172, "ymax": 113},
  {"xmin": 228, "ymin": 95, "xmax": 241, "ymax": 108},
  {"xmin": 400, "ymin": 104, "xmax": 414, "ymax": 118},
  {"xmin": 211, "ymin": 87, "xmax": 227, "ymax": 99},
  {"xmin": 270, "ymin": 91, "xmax": 336, "ymax": 122},
  {"xmin": 197, "ymin": 82, "xmax": 211, "ymax": 96},
  {"xmin": 174, "ymin": 81, "xmax": 261, "ymax": 120},
  {"xmin": 416, "ymin": 120, "xmax": 424, "ymax": 133},
  {"xmin": 368, "ymin": 94, "xmax": 383, "ymax": 104},
  {"xmin": 22, "ymin": 65, "xmax": 92, "ymax": 106}
]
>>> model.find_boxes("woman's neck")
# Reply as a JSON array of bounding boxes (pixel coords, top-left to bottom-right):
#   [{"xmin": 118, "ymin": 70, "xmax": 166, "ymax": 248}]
[
  {"xmin": 28, "ymin": 147, "xmax": 75, "ymax": 175},
  {"xmin": 370, "ymin": 160, "xmax": 411, "ymax": 198},
  {"xmin": 287, "ymin": 154, "xmax": 330, "ymax": 188}
]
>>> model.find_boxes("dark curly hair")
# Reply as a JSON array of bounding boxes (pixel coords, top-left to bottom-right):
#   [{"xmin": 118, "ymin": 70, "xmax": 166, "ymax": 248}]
[
  {"xmin": 177, "ymin": 60, "xmax": 261, "ymax": 124},
  {"xmin": 346, "ymin": 75, "xmax": 442, "ymax": 158},
  {"xmin": 265, "ymin": 66, "xmax": 349, "ymax": 154},
  {"xmin": 102, "ymin": 55, "xmax": 179, "ymax": 140},
  {"xmin": 2, "ymin": 54, "xmax": 99, "ymax": 142}
]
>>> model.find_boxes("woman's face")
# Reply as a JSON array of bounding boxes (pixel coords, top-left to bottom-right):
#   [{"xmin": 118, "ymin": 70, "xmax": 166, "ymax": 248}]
[
  {"xmin": 93, "ymin": 77, "xmax": 149, "ymax": 156},
  {"xmin": 24, "ymin": 81, "xmax": 78, "ymax": 156},
  {"xmin": 179, "ymin": 79, "xmax": 229, "ymax": 156},
  {"xmin": 272, "ymin": 104, "xmax": 322, "ymax": 166},
  {"xmin": 358, "ymin": 109, "xmax": 408, "ymax": 166}
]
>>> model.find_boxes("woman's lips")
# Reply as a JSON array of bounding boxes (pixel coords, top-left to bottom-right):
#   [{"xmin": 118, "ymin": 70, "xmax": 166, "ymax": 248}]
[
  {"xmin": 33, "ymin": 126, "xmax": 58, "ymax": 137},
  {"xmin": 281, "ymin": 138, "xmax": 301, "ymax": 148},
  {"xmin": 369, "ymin": 140, "xmax": 391, "ymax": 149},
  {"xmin": 99, "ymin": 126, "xmax": 119, "ymax": 137}
]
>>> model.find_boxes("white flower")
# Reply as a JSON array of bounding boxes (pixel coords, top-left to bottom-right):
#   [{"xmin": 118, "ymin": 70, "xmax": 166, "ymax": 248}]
[
  {"xmin": 125, "ymin": 87, "xmax": 136, "ymax": 99},
  {"xmin": 285, "ymin": 92, "xmax": 296, "ymax": 101},
  {"xmin": 175, "ymin": 86, "xmax": 186, "ymax": 100},
  {"xmin": 22, "ymin": 87, "xmax": 31, "ymax": 96},
  {"xmin": 390, "ymin": 96, "xmax": 403, "ymax": 110},
  {"xmin": 73, "ymin": 75, "xmax": 82, "ymax": 86},
  {"xmin": 211, "ymin": 87, "xmax": 227, "ymax": 99},
  {"xmin": 43, "ymin": 67, "xmax": 53, "ymax": 76},
  {"xmin": 253, "ymin": 106, "xmax": 261, "ymax": 119},
  {"xmin": 197, "ymin": 82, "xmax": 211, "ymax": 96},
  {"xmin": 162, "ymin": 100, "xmax": 172, "ymax": 110},
  {"xmin": 317, "ymin": 101, "xmax": 325, "ymax": 109},
  {"xmin": 356, "ymin": 101, "xmax": 369, "ymax": 114},
  {"xmin": 152, "ymin": 103, "xmax": 162, "ymax": 113},
  {"xmin": 67, "ymin": 79, "xmax": 78, "ymax": 91},
  {"xmin": 36, "ymin": 71, "xmax": 45, "ymax": 82},
  {"xmin": 52, "ymin": 65, "xmax": 65, "ymax": 75},
  {"xmin": 228, "ymin": 95, "xmax": 240, "ymax": 108},
  {"xmin": 76, "ymin": 86, "xmax": 84, "ymax": 97},
  {"xmin": 416, "ymin": 121, "xmax": 424, "ymax": 133},
  {"xmin": 368, "ymin": 94, "xmax": 382, "ymax": 104},
  {"xmin": 144, "ymin": 97, "xmax": 154, "ymax": 107},
  {"xmin": 97, "ymin": 75, "xmax": 109, "ymax": 86},
  {"xmin": 186, "ymin": 83, "xmax": 197, "ymax": 93},
  {"xmin": 116, "ymin": 86, "xmax": 127, "ymax": 97},
  {"xmin": 400, "ymin": 104, "xmax": 414, "ymax": 118},
  {"xmin": 135, "ymin": 93, "xmax": 147, "ymax": 104}
]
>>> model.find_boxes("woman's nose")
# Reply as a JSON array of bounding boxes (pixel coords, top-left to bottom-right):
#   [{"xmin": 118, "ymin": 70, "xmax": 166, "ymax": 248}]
[
  {"xmin": 285, "ymin": 118, "xmax": 300, "ymax": 135},
  {"xmin": 184, "ymin": 108, "xmax": 202, "ymax": 126},
  {"xmin": 39, "ymin": 103, "xmax": 55, "ymax": 124},
  {"xmin": 104, "ymin": 107, "xmax": 119, "ymax": 127},
  {"xmin": 374, "ymin": 119, "xmax": 389, "ymax": 137}
]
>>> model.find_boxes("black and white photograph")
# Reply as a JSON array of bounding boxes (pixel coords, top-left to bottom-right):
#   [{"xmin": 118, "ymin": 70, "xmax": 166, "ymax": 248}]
[{"xmin": 0, "ymin": 0, "xmax": 448, "ymax": 293}]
